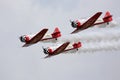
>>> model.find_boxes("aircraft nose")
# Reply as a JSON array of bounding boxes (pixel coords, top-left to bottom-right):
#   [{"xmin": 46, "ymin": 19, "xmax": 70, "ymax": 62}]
[
  {"xmin": 71, "ymin": 21, "xmax": 74, "ymax": 26},
  {"xmin": 19, "ymin": 36, "xmax": 23, "ymax": 42},
  {"xmin": 42, "ymin": 47, "xmax": 49, "ymax": 54},
  {"xmin": 19, "ymin": 35, "xmax": 26, "ymax": 42},
  {"xmin": 71, "ymin": 21, "xmax": 77, "ymax": 28}
]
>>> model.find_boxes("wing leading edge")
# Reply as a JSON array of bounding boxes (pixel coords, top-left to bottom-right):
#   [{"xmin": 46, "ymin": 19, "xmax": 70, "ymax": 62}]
[{"xmin": 71, "ymin": 12, "xmax": 102, "ymax": 34}]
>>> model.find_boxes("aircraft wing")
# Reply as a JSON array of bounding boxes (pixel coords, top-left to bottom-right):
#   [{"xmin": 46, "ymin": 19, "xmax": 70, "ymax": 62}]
[
  {"xmin": 23, "ymin": 28, "xmax": 48, "ymax": 47},
  {"xmin": 71, "ymin": 12, "xmax": 102, "ymax": 34},
  {"xmin": 45, "ymin": 42, "xmax": 70, "ymax": 58}
]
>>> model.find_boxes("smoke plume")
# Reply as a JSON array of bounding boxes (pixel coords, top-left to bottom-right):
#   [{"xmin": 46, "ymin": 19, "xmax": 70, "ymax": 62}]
[{"xmin": 58, "ymin": 23, "xmax": 120, "ymax": 53}]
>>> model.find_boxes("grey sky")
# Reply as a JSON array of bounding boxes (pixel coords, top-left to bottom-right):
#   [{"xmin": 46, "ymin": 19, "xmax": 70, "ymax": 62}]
[{"xmin": 0, "ymin": 0, "xmax": 120, "ymax": 80}]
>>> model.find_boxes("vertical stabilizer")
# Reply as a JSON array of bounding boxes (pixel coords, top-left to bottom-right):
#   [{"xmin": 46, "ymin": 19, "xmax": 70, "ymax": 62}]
[
  {"xmin": 52, "ymin": 27, "xmax": 61, "ymax": 38},
  {"xmin": 103, "ymin": 11, "xmax": 113, "ymax": 22}
]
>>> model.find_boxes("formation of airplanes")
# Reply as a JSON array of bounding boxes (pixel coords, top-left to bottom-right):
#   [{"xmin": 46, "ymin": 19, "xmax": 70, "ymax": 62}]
[
  {"xmin": 20, "ymin": 27, "xmax": 61, "ymax": 47},
  {"xmin": 19, "ymin": 11, "xmax": 114, "ymax": 58}
]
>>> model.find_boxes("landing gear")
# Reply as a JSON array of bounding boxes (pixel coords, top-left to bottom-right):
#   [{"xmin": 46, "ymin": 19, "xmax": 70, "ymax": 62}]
[
  {"xmin": 76, "ymin": 48, "xmax": 78, "ymax": 51},
  {"xmin": 55, "ymin": 38, "xmax": 57, "ymax": 40},
  {"xmin": 107, "ymin": 22, "xmax": 109, "ymax": 25}
]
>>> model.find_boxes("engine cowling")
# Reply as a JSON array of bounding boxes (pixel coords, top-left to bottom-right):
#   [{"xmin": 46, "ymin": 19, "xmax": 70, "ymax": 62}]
[
  {"xmin": 71, "ymin": 20, "xmax": 81, "ymax": 28},
  {"xmin": 19, "ymin": 35, "xmax": 30, "ymax": 43},
  {"xmin": 43, "ymin": 47, "xmax": 53, "ymax": 55},
  {"xmin": 48, "ymin": 48, "xmax": 53, "ymax": 54}
]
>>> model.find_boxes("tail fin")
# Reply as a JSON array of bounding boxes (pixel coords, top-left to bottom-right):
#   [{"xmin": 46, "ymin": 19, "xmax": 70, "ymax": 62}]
[
  {"xmin": 103, "ymin": 11, "xmax": 113, "ymax": 22},
  {"xmin": 52, "ymin": 27, "xmax": 61, "ymax": 38},
  {"xmin": 53, "ymin": 27, "xmax": 61, "ymax": 33}
]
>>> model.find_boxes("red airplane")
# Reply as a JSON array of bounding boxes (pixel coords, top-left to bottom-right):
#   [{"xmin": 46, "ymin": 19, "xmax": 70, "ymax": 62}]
[
  {"xmin": 71, "ymin": 11, "xmax": 113, "ymax": 34},
  {"xmin": 43, "ymin": 41, "xmax": 82, "ymax": 58},
  {"xmin": 19, "ymin": 27, "xmax": 61, "ymax": 47}
]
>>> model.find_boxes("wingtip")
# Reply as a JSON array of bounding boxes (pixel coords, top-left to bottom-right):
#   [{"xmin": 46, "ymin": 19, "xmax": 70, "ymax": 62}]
[
  {"xmin": 71, "ymin": 29, "xmax": 76, "ymax": 34},
  {"xmin": 71, "ymin": 29, "xmax": 79, "ymax": 34},
  {"xmin": 97, "ymin": 12, "xmax": 102, "ymax": 14},
  {"xmin": 63, "ymin": 41, "xmax": 70, "ymax": 45},
  {"xmin": 71, "ymin": 31, "xmax": 76, "ymax": 34},
  {"xmin": 22, "ymin": 44, "xmax": 26, "ymax": 47},
  {"xmin": 22, "ymin": 44, "xmax": 31, "ymax": 47},
  {"xmin": 44, "ymin": 55, "xmax": 51, "ymax": 59},
  {"xmin": 43, "ymin": 28, "xmax": 49, "ymax": 31}
]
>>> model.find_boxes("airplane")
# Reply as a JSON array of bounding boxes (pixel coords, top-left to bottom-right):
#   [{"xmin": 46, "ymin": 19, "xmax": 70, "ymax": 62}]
[
  {"xmin": 42, "ymin": 41, "xmax": 82, "ymax": 58},
  {"xmin": 19, "ymin": 27, "xmax": 61, "ymax": 47},
  {"xmin": 71, "ymin": 11, "xmax": 113, "ymax": 34}
]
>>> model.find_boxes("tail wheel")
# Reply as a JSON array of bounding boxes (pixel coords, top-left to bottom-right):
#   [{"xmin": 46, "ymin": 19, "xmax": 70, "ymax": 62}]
[{"xmin": 77, "ymin": 49, "xmax": 78, "ymax": 51}]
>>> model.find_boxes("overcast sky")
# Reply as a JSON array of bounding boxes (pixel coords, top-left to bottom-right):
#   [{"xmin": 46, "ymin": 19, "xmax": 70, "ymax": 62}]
[{"xmin": 0, "ymin": 0, "xmax": 120, "ymax": 80}]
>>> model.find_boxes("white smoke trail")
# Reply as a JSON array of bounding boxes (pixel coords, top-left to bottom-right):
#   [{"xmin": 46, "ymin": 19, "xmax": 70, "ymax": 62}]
[
  {"xmin": 58, "ymin": 18, "xmax": 120, "ymax": 43},
  {"xmin": 78, "ymin": 39, "xmax": 120, "ymax": 53},
  {"xmin": 57, "ymin": 26, "xmax": 120, "ymax": 53},
  {"xmin": 59, "ymin": 27, "xmax": 120, "ymax": 42},
  {"xmin": 43, "ymin": 19, "xmax": 120, "ymax": 53}
]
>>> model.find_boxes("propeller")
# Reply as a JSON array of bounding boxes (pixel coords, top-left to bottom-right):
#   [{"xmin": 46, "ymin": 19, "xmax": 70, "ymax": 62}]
[
  {"xmin": 70, "ymin": 20, "xmax": 78, "ymax": 28},
  {"xmin": 19, "ymin": 36, "xmax": 22, "ymax": 42},
  {"xmin": 70, "ymin": 19, "xmax": 73, "ymax": 23},
  {"xmin": 42, "ymin": 46, "xmax": 49, "ymax": 54},
  {"xmin": 19, "ymin": 35, "xmax": 25, "ymax": 42},
  {"xmin": 70, "ymin": 20, "xmax": 74, "ymax": 27}
]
